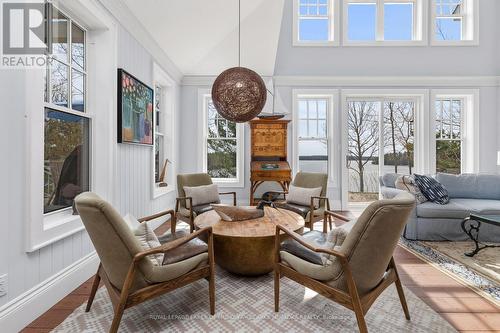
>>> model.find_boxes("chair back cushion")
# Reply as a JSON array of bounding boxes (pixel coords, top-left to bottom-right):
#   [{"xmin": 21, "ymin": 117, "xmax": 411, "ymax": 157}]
[
  {"xmin": 286, "ymin": 185, "xmax": 322, "ymax": 208},
  {"xmin": 292, "ymin": 172, "xmax": 328, "ymax": 207},
  {"xmin": 75, "ymin": 192, "xmax": 153, "ymax": 291},
  {"xmin": 184, "ymin": 183, "xmax": 220, "ymax": 208},
  {"xmin": 338, "ymin": 192, "xmax": 415, "ymax": 295},
  {"xmin": 177, "ymin": 173, "xmax": 214, "ymax": 208}
]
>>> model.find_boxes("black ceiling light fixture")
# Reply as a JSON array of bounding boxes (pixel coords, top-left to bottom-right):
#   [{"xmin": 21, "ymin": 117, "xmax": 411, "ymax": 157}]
[{"xmin": 211, "ymin": 0, "xmax": 267, "ymax": 123}]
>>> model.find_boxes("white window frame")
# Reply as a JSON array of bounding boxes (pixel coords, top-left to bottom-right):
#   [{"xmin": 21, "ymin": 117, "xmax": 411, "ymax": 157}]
[
  {"xmin": 26, "ymin": 1, "xmax": 117, "ymax": 251},
  {"xmin": 293, "ymin": 0, "xmax": 340, "ymax": 46},
  {"xmin": 430, "ymin": 90, "xmax": 479, "ymax": 173},
  {"xmin": 342, "ymin": 0, "xmax": 427, "ymax": 46},
  {"xmin": 340, "ymin": 89, "xmax": 427, "ymax": 209},
  {"xmin": 431, "ymin": 0, "xmax": 478, "ymax": 46},
  {"xmin": 152, "ymin": 63, "xmax": 177, "ymax": 198},
  {"xmin": 197, "ymin": 89, "xmax": 245, "ymax": 188},
  {"xmin": 292, "ymin": 89, "xmax": 338, "ymax": 186}
]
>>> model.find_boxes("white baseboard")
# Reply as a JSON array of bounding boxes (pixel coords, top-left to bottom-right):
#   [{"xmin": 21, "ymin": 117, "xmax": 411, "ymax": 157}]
[{"xmin": 0, "ymin": 252, "xmax": 99, "ymax": 333}]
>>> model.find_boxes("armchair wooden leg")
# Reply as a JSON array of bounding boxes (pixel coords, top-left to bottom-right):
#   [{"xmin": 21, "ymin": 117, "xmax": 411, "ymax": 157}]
[
  {"xmin": 171, "ymin": 216, "xmax": 177, "ymax": 234},
  {"xmin": 328, "ymin": 215, "xmax": 333, "ymax": 231},
  {"xmin": 391, "ymin": 258, "xmax": 410, "ymax": 320},
  {"xmin": 189, "ymin": 216, "xmax": 194, "ymax": 233},
  {"xmin": 353, "ymin": 305, "xmax": 368, "ymax": 333},
  {"xmin": 208, "ymin": 231, "xmax": 215, "ymax": 315},
  {"xmin": 274, "ymin": 268, "xmax": 280, "ymax": 312},
  {"xmin": 109, "ymin": 305, "xmax": 126, "ymax": 333},
  {"xmin": 86, "ymin": 264, "xmax": 101, "ymax": 312}
]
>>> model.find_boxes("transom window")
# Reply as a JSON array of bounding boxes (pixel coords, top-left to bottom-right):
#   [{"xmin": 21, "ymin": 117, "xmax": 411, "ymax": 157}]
[
  {"xmin": 344, "ymin": 0, "xmax": 423, "ymax": 43},
  {"xmin": 298, "ymin": 98, "xmax": 329, "ymax": 173},
  {"xmin": 432, "ymin": 0, "xmax": 476, "ymax": 43},
  {"xmin": 294, "ymin": 0, "xmax": 338, "ymax": 44},
  {"xmin": 435, "ymin": 98, "xmax": 463, "ymax": 174},
  {"xmin": 44, "ymin": 5, "xmax": 89, "ymax": 214}
]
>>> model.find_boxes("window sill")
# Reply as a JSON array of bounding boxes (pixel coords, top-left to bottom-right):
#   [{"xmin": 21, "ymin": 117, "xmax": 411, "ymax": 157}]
[
  {"xmin": 213, "ymin": 179, "xmax": 245, "ymax": 188},
  {"xmin": 153, "ymin": 184, "xmax": 175, "ymax": 199},
  {"xmin": 430, "ymin": 40, "xmax": 479, "ymax": 47},
  {"xmin": 342, "ymin": 40, "xmax": 427, "ymax": 47},
  {"xmin": 293, "ymin": 40, "xmax": 340, "ymax": 47}
]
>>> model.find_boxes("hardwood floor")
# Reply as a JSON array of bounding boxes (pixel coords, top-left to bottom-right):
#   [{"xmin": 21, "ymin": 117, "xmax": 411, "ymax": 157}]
[{"xmin": 21, "ymin": 220, "xmax": 500, "ymax": 332}]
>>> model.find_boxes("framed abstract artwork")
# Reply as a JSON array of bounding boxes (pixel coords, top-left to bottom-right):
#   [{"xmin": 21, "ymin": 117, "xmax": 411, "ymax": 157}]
[{"xmin": 117, "ymin": 69, "xmax": 154, "ymax": 145}]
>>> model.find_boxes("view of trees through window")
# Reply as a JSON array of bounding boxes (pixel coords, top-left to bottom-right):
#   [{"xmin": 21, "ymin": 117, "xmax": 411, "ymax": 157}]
[
  {"xmin": 206, "ymin": 99, "xmax": 237, "ymax": 179},
  {"xmin": 347, "ymin": 100, "xmax": 415, "ymax": 203},
  {"xmin": 44, "ymin": 5, "xmax": 88, "ymax": 213},
  {"xmin": 435, "ymin": 98, "xmax": 462, "ymax": 174}
]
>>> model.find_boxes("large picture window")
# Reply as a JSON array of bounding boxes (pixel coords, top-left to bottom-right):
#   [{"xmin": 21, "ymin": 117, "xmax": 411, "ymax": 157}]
[
  {"xmin": 346, "ymin": 97, "xmax": 416, "ymax": 204},
  {"xmin": 200, "ymin": 94, "xmax": 244, "ymax": 187},
  {"xmin": 44, "ymin": 5, "xmax": 89, "ymax": 214}
]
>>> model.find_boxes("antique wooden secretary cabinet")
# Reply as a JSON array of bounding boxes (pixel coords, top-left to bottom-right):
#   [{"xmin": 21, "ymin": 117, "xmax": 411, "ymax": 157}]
[{"xmin": 249, "ymin": 119, "xmax": 292, "ymax": 205}]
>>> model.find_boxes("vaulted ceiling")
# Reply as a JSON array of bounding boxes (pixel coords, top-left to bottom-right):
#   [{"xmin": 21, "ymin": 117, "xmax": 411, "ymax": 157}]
[{"xmin": 121, "ymin": 0, "xmax": 285, "ymax": 76}]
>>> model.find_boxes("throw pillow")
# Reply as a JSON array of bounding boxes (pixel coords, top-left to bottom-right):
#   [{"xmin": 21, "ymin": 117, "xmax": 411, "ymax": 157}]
[
  {"xmin": 123, "ymin": 214, "xmax": 163, "ymax": 266},
  {"xmin": 183, "ymin": 184, "xmax": 220, "ymax": 208},
  {"xmin": 414, "ymin": 174, "xmax": 450, "ymax": 205},
  {"xmin": 286, "ymin": 185, "xmax": 322, "ymax": 208},
  {"xmin": 395, "ymin": 175, "xmax": 428, "ymax": 204}
]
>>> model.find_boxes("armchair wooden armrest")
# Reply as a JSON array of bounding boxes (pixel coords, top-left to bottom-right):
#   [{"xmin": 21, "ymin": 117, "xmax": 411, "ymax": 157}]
[
  {"xmin": 274, "ymin": 225, "xmax": 346, "ymax": 261},
  {"xmin": 138, "ymin": 209, "xmax": 175, "ymax": 223},
  {"xmin": 219, "ymin": 192, "xmax": 237, "ymax": 206},
  {"xmin": 133, "ymin": 227, "xmax": 213, "ymax": 263},
  {"xmin": 324, "ymin": 210, "xmax": 351, "ymax": 222}
]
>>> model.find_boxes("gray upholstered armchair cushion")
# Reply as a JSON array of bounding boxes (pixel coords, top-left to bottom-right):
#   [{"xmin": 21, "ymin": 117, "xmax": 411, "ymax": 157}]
[
  {"xmin": 75, "ymin": 192, "xmax": 208, "ymax": 293},
  {"xmin": 280, "ymin": 192, "xmax": 415, "ymax": 296}
]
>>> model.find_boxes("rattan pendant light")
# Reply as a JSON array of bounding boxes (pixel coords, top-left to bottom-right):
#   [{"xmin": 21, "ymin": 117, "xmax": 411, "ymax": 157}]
[{"xmin": 211, "ymin": 0, "xmax": 267, "ymax": 123}]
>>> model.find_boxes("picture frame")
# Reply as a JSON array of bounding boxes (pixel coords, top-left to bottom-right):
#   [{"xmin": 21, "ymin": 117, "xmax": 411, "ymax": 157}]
[{"xmin": 117, "ymin": 68, "xmax": 154, "ymax": 145}]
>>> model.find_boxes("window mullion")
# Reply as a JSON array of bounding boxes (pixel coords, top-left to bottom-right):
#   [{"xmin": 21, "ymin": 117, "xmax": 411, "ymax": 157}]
[{"xmin": 376, "ymin": 0, "xmax": 385, "ymax": 41}]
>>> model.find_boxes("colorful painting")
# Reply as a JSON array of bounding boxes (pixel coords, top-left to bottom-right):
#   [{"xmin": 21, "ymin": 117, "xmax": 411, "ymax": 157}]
[{"xmin": 117, "ymin": 69, "xmax": 154, "ymax": 145}]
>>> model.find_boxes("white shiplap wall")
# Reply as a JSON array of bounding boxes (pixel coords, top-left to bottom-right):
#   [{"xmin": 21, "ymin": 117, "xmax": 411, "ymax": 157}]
[
  {"xmin": 0, "ymin": 25, "xmax": 179, "ymax": 311},
  {"xmin": 116, "ymin": 26, "xmax": 178, "ymax": 217},
  {"xmin": 0, "ymin": 70, "xmax": 95, "ymax": 309}
]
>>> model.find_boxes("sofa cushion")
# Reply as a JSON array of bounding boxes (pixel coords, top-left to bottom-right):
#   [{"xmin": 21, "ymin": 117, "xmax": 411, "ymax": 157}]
[
  {"xmin": 395, "ymin": 175, "xmax": 427, "ymax": 204},
  {"xmin": 436, "ymin": 173, "xmax": 500, "ymax": 200},
  {"xmin": 453, "ymin": 198, "xmax": 500, "ymax": 215},
  {"xmin": 416, "ymin": 200, "xmax": 471, "ymax": 219},
  {"xmin": 414, "ymin": 174, "xmax": 449, "ymax": 205},
  {"xmin": 381, "ymin": 173, "xmax": 401, "ymax": 188}
]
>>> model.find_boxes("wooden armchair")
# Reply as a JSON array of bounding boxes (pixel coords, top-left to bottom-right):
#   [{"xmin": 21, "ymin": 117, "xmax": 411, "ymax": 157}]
[
  {"xmin": 175, "ymin": 173, "xmax": 236, "ymax": 233},
  {"xmin": 274, "ymin": 193, "xmax": 415, "ymax": 333},
  {"xmin": 75, "ymin": 192, "xmax": 215, "ymax": 333},
  {"xmin": 269, "ymin": 172, "xmax": 332, "ymax": 231}
]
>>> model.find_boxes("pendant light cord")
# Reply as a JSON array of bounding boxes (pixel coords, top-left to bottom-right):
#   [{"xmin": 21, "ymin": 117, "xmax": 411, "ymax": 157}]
[{"xmin": 238, "ymin": 0, "xmax": 241, "ymax": 67}]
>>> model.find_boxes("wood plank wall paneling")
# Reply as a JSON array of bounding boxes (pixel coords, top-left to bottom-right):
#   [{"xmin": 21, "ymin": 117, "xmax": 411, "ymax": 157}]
[{"xmin": 0, "ymin": 26, "xmax": 177, "ymax": 309}]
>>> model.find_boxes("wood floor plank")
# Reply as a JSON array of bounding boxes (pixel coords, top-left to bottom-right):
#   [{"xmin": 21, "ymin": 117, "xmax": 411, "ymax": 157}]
[{"xmin": 440, "ymin": 313, "xmax": 500, "ymax": 331}]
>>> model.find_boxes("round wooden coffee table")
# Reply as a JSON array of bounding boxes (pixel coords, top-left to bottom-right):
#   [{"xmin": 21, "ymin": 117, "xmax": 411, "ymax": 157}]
[{"xmin": 194, "ymin": 206, "xmax": 304, "ymax": 276}]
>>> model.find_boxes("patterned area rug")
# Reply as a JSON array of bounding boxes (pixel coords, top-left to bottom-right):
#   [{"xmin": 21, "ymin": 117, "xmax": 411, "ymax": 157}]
[
  {"xmin": 400, "ymin": 239, "xmax": 500, "ymax": 306},
  {"xmin": 53, "ymin": 269, "xmax": 456, "ymax": 332}
]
